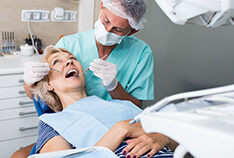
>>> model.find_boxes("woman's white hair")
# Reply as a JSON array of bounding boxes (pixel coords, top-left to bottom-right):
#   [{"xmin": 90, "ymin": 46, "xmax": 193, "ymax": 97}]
[{"xmin": 31, "ymin": 45, "xmax": 73, "ymax": 112}]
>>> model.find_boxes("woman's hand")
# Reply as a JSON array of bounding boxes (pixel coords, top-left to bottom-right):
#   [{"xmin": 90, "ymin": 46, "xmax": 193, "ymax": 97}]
[
  {"xmin": 118, "ymin": 120, "xmax": 145, "ymax": 138},
  {"xmin": 122, "ymin": 133, "xmax": 170, "ymax": 158},
  {"xmin": 95, "ymin": 120, "xmax": 145, "ymax": 152}
]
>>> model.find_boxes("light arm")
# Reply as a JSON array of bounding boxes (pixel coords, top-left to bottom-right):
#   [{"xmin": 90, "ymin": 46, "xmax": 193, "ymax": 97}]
[{"xmin": 155, "ymin": 0, "xmax": 234, "ymax": 27}]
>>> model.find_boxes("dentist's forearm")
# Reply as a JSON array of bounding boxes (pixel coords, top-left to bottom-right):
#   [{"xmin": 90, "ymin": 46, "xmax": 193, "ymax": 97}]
[
  {"xmin": 109, "ymin": 82, "xmax": 142, "ymax": 108},
  {"xmin": 24, "ymin": 82, "xmax": 33, "ymax": 99},
  {"xmin": 167, "ymin": 137, "xmax": 179, "ymax": 152}
]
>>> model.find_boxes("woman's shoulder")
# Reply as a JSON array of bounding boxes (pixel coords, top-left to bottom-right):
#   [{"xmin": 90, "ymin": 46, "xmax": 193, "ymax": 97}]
[
  {"xmin": 36, "ymin": 120, "xmax": 60, "ymax": 153},
  {"xmin": 38, "ymin": 120, "xmax": 60, "ymax": 140}
]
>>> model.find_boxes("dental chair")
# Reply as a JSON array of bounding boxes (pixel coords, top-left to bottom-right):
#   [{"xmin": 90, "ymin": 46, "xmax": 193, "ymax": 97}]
[
  {"xmin": 33, "ymin": 97, "xmax": 54, "ymax": 117},
  {"xmin": 29, "ymin": 97, "xmax": 54, "ymax": 155}
]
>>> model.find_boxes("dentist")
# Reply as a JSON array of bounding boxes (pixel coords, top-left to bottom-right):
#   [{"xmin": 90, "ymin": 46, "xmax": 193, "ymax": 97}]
[{"xmin": 23, "ymin": 0, "xmax": 154, "ymax": 108}]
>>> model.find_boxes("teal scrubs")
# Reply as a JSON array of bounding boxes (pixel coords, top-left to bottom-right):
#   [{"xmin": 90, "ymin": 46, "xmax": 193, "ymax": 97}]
[{"xmin": 55, "ymin": 30, "xmax": 154, "ymax": 101}]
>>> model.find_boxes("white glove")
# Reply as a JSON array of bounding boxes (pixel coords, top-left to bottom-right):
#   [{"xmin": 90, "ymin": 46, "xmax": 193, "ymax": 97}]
[
  {"xmin": 89, "ymin": 59, "xmax": 118, "ymax": 91},
  {"xmin": 24, "ymin": 61, "xmax": 50, "ymax": 86}
]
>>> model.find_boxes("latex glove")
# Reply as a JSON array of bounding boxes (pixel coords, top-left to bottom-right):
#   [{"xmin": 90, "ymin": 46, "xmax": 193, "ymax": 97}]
[
  {"xmin": 24, "ymin": 61, "xmax": 50, "ymax": 86},
  {"xmin": 89, "ymin": 59, "xmax": 118, "ymax": 91},
  {"xmin": 122, "ymin": 133, "xmax": 170, "ymax": 158}
]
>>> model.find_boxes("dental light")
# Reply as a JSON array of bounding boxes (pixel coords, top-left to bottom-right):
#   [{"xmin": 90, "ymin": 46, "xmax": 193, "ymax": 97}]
[{"xmin": 154, "ymin": 0, "xmax": 234, "ymax": 27}]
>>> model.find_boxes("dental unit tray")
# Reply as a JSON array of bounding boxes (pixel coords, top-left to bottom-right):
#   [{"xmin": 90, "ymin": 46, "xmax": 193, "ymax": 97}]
[{"xmin": 140, "ymin": 91, "xmax": 234, "ymax": 158}]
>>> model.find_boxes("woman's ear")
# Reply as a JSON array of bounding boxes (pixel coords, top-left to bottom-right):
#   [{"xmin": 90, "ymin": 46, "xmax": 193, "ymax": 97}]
[{"xmin": 47, "ymin": 84, "xmax": 54, "ymax": 91}]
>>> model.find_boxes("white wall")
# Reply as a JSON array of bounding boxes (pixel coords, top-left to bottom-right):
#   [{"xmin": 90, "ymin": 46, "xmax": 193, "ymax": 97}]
[
  {"xmin": 136, "ymin": 0, "xmax": 234, "ymax": 108},
  {"xmin": 78, "ymin": 0, "xmax": 95, "ymax": 32}
]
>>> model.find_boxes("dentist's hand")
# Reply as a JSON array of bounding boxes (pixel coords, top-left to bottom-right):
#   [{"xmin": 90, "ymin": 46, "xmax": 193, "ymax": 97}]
[
  {"xmin": 89, "ymin": 59, "xmax": 118, "ymax": 91},
  {"xmin": 24, "ymin": 61, "xmax": 50, "ymax": 86}
]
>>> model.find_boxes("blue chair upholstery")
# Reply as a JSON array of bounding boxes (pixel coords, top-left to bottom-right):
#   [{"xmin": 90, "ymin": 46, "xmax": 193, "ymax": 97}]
[
  {"xmin": 30, "ymin": 97, "xmax": 54, "ymax": 155},
  {"xmin": 29, "ymin": 143, "xmax": 37, "ymax": 155},
  {"xmin": 33, "ymin": 97, "xmax": 54, "ymax": 117}
]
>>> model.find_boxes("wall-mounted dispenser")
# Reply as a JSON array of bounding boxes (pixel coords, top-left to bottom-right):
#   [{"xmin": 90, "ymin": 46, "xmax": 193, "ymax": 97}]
[{"xmin": 51, "ymin": 7, "xmax": 77, "ymax": 22}]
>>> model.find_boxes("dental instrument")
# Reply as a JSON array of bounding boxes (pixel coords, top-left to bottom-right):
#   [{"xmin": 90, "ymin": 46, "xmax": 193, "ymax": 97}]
[
  {"xmin": 78, "ymin": 67, "xmax": 89, "ymax": 77},
  {"xmin": 27, "ymin": 19, "xmax": 39, "ymax": 55},
  {"xmin": 1, "ymin": 32, "xmax": 4, "ymax": 52},
  {"xmin": 49, "ymin": 54, "xmax": 108, "ymax": 75},
  {"xmin": 12, "ymin": 32, "xmax": 15, "ymax": 50},
  {"xmin": 50, "ymin": 67, "xmax": 61, "ymax": 73},
  {"xmin": 78, "ymin": 54, "xmax": 108, "ymax": 77},
  {"xmin": 1, "ymin": 31, "xmax": 16, "ymax": 54}
]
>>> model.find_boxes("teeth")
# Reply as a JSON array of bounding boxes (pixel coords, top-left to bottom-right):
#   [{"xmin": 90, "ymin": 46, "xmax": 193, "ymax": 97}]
[
  {"xmin": 67, "ymin": 69, "xmax": 77, "ymax": 75},
  {"xmin": 66, "ymin": 69, "xmax": 78, "ymax": 78}
]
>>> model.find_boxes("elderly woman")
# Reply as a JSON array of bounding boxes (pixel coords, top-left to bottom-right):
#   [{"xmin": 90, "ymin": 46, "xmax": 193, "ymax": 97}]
[{"xmin": 30, "ymin": 46, "xmax": 177, "ymax": 158}]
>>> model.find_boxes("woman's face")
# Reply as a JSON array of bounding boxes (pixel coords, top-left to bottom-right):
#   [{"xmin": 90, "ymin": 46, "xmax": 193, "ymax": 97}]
[{"xmin": 46, "ymin": 51, "xmax": 85, "ymax": 94}]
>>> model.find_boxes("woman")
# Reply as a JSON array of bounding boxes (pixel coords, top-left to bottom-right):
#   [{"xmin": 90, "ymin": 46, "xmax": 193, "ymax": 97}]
[{"xmin": 31, "ymin": 46, "xmax": 176, "ymax": 158}]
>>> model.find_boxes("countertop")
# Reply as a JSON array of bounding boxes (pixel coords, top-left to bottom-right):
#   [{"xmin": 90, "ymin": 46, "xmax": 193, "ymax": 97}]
[{"xmin": 0, "ymin": 54, "xmax": 43, "ymax": 75}]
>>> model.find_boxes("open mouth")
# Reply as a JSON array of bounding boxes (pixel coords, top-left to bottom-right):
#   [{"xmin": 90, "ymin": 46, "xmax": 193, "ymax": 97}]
[{"xmin": 65, "ymin": 69, "xmax": 79, "ymax": 78}]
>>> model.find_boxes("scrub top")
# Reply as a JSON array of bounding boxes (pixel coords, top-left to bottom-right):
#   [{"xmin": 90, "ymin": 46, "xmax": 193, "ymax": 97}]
[{"xmin": 55, "ymin": 30, "xmax": 154, "ymax": 101}]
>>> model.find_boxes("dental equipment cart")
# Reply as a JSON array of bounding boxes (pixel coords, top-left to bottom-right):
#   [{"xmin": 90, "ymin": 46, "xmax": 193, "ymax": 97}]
[
  {"xmin": 140, "ymin": 90, "xmax": 234, "ymax": 158},
  {"xmin": 0, "ymin": 55, "xmax": 39, "ymax": 157}
]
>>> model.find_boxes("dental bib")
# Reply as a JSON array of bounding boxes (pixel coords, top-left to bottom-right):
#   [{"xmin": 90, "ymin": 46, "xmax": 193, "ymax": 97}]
[{"xmin": 39, "ymin": 96, "xmax": 141, "ymax": 148}]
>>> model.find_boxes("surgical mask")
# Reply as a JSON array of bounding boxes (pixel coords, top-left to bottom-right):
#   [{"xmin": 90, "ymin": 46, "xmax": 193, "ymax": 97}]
[{"xmin": 94, "ymin": 19, "xmax": 128, "ymax": 46}]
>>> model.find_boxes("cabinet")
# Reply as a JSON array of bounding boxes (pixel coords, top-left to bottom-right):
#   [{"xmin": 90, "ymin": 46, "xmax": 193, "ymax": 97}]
[{"xmin": 0, "ymin": 55, "xmax": 39, "ymax": 157}]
